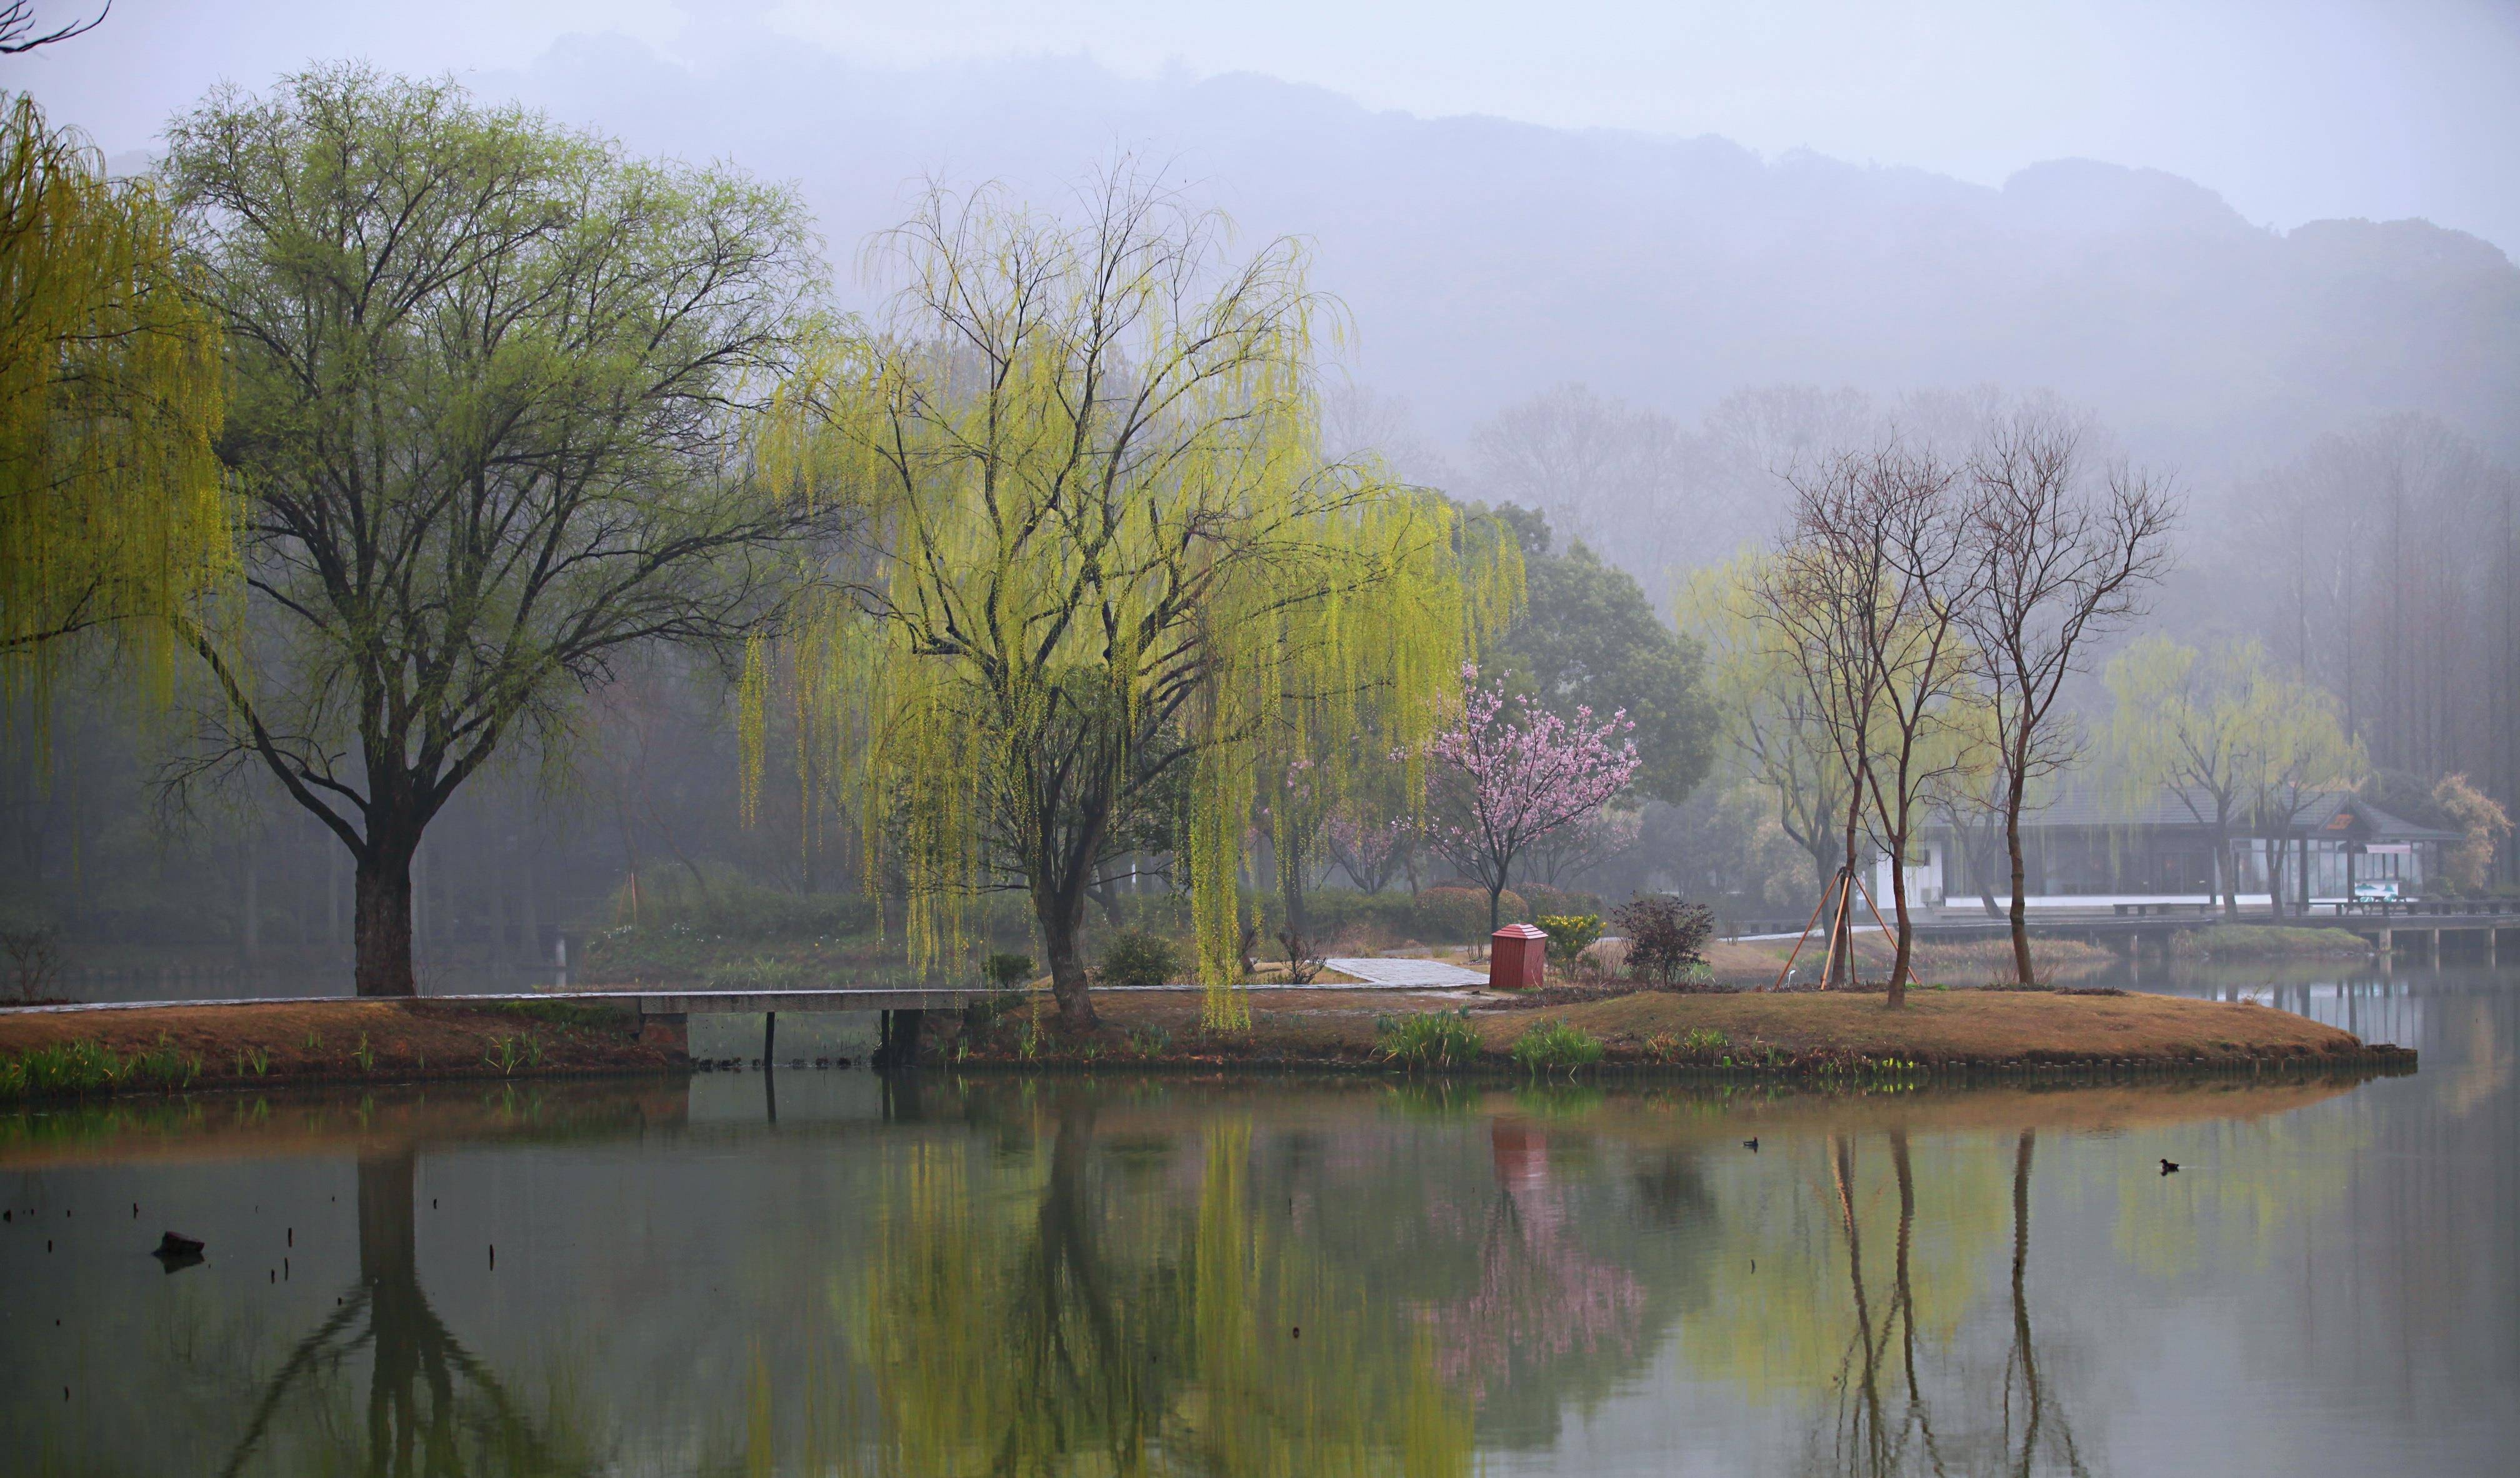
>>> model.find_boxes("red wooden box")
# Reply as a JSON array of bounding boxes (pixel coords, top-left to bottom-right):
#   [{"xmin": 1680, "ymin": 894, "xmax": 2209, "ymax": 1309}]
[{"xmin": 1489, "ymin": 923, "xmax": 1549, "ymax": 991}]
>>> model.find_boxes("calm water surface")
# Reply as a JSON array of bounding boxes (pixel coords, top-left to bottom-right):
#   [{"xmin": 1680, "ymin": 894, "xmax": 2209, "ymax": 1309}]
[{"xmin": 3, "ymin": 963, "xmax": 2512, "ymax": 1476}]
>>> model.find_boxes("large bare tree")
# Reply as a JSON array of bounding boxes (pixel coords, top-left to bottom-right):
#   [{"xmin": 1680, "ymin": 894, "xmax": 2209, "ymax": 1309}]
[
  {"xmin": 1961, "ymin": 407, "xmax": 2176, "ymax": 982},
  {"xmin": 1758, "ymin": 439, "xmax": 1978, "ymax": 1002}
]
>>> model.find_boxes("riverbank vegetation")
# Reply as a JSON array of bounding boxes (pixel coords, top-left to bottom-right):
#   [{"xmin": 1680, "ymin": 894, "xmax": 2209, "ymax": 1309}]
[
  {"xmin": 0, "ymin": 982, "xmax": 2394, "ymax": 1104},
  {"xmin": 0, "ymin": 999, "xmax": 667, "ymax": 1101},
  {"xmin": 941, "ymin": 983, "xmax": 2387, "ymax": 1076}
]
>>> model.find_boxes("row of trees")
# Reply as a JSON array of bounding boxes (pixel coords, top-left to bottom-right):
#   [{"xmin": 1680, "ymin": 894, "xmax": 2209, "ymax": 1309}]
[
  {"xmin": 6, "ymin": 66, "xmax": 1581, "ymax": 1026},
  {"xmin": 1695, "ymin": 406, "xmax": 2178, "ymax": 999}
]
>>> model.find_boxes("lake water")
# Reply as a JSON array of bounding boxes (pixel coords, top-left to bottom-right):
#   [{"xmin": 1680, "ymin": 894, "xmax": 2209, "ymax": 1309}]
[{"xmin": 3, "ymin": 962, "xmax": 2512, "ymax": 1476}]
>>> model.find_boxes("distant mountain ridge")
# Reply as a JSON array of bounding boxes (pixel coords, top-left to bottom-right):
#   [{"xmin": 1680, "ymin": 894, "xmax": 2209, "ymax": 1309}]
[{"xmin": 466, "ymin": 35, "xmax": 2516, "ymax": 476}]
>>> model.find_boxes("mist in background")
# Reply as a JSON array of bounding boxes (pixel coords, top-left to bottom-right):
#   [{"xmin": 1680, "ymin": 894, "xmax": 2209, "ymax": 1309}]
[{"xmin": 4, "ymin": 0, "xmax": 2514, "ymax": 974}]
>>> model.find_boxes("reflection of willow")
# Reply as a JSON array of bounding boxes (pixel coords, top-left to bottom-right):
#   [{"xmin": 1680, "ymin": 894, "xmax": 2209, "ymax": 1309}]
[
  {"xmin": 854, "ymin": 1106, "xmax": 1473, "ymax": 1476},
  {"xmin": 218, "ymin": 1150, "xmax": 600, "ymax": 1478}
]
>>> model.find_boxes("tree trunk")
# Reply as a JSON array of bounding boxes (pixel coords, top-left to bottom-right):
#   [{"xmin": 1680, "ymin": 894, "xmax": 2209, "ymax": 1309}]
[
  {"xmin": 2005, "ymin": 771, "xmax": 2035, "ymax": 986},
  {"xmin": 1884, "ymin": 835, "xmax": 1911, "ymax": 1006},
  {"xmin": 1039, "ymin": 889, "xmax": 1098, "ymax": 1028},
  {"xmin": 354, "ymin": 834, "xmax": 419, "ymax": 997},
  {"xmin": 1487, "ymin": 877, "xmax": 1506, "ymax": 936},
  {"xmin": 2213, "ymin": 823, "xmax": 2238, "ymax": 918}
]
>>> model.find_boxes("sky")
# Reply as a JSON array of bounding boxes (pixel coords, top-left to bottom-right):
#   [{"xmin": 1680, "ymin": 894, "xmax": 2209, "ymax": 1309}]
[{"xmin": 6, "ymin": 0, "xmax": 2518, "ymax": 254}]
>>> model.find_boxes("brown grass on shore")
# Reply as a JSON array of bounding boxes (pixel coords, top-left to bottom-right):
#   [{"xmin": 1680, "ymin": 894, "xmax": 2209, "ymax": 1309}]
[
  {"xmin": 969, "ymin": 981, "xmax": 2372, "ymax": 1071},
  {"xmin": 0, "ymin": 999, "xmax": 673, "ymax": 1094}
]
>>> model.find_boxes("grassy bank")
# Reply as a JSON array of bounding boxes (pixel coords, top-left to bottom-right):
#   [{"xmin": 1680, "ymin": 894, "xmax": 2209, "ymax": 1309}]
[
  {"xmin": 941, "ymin": 982, "xmax": 2401, "ymax": 1076},
  {"xmin": 0, "ymin": 999, "xmax": 671, "ymax": 1102},
  {"xmin": 2, "ymin": 977, "xmax": 2406, "ymax": 1103}
]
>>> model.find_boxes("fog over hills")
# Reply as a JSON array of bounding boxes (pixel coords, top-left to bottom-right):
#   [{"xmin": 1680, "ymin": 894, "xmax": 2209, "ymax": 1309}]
[{"xmin": 478, "ymin": 31, "xmax": 2518, "ymax": 504}]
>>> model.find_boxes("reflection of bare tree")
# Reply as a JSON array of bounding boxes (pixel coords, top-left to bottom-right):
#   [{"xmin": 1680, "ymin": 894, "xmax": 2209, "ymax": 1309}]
[
  {"xmin": 1796, "ymin": 1126, "xmax": 2102, "ymax": 1478},
  {"xmin": 1814, "ymin": 1133, "xmax": 1946, "ymax": 1477},
  {"xmin": 219, "ymin": 1149, "xmax": 597, "ymax": 1478},
  {"xmin": 2002, "ymin": 1130, "xmax": 2088, "ymax": 1477}
]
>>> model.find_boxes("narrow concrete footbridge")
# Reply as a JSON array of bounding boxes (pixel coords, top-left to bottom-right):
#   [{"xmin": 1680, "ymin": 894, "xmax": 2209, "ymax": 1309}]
[{"xmin": 1743, "ymin": 896, "xmax": 2519, "ymax": 964}]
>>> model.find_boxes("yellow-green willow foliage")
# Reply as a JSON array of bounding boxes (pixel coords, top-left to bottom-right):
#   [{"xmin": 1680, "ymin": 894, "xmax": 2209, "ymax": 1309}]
[
  {"xmin": 1678, "ymin": 551, "xmax": 1854, "ymax": 889},
  {"xmin": 848, "ymin": 1113, "xmax": 1474, "ymax": 1476},
  {"xmin": 2105, "ymin": 636, "xmax": 2363, "ymax": 911},
  {"xmin": 766, "ymin": 171, "xmax": 1511, "ymax": 1027},
  {"xmin": 0, "ymin": 92, "xmax": 226, "ymax": 698}
]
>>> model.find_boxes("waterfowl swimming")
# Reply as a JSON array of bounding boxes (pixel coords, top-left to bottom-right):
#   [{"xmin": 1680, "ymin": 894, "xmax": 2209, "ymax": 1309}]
[
  {"xmin": 2159, "ymin": 1158, "xmax": 2181, "ymax": 1174},
  {"xmin": 1743, "ymin": 1138, "xmax": 1759, "ymax": 1152}
]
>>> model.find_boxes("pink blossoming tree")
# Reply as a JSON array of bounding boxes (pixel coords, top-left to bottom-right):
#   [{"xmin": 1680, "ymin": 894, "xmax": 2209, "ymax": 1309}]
[{"xmin": 1425, "ymin": 666, "xmax": 1641, "ymax": 932}]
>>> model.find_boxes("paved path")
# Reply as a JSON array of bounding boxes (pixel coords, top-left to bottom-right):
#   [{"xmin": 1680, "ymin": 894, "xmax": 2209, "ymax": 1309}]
[{"xmin": 1325, "ymin": 957, "xmax": 1488, "ymax": 987}]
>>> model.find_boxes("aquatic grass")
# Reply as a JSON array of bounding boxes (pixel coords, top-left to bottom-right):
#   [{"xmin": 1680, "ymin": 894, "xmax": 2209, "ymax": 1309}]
[
  {"xmin": 1375, "ymin": 1009, "xmax": 1482, "ymax": 1071},
  {"xmin": 484, "ymin": 1035, "xmax": 526, "ymax": 1076},
  {"xmin": 1, "ymin": 1040, "xmax": 131, "ymax": 1098},
  {"xmin": 1510, "ymin": 1019, "xmax": 1604, "ymax": 1079},
  {"xmin": 235, "ymin": 1046, "xmax": 271, "ymax": 1078},
  {"xmin": 1126, "ymin": 1026, "xmax": 1172, "ymax": 1059},
  {"xmin": 130, "ymin": 1035, "xmax": 201, "ymax": 1091},
  {"xmin": 351, "ymin": 1033, "xmax": 376, "ymax": 1073}
]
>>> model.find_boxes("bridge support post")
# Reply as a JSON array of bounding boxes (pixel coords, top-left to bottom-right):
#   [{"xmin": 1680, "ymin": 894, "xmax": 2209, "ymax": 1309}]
[
  {"xmin": 875, "ymin": 1009, "xmax": 926, "ymax": 1070},
  {"xmin": 764, "ymin": 1010, "xmax": 777, "ymax": 1067}
]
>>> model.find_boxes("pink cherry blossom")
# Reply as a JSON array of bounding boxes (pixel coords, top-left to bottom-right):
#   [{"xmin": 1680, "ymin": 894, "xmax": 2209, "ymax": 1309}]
[{"xmin": 1424, "ymin": 664, "xmax": 1640, "ymax": 929}]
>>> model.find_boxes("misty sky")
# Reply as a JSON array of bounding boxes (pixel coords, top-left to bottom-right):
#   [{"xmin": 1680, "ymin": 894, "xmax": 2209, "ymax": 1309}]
[{"xmin": 7, "ymin": 0, "xmax": 2518, "ymax": 256}]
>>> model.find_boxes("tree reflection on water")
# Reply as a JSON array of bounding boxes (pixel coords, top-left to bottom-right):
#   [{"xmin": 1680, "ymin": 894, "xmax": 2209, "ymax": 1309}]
[
  {"xmin": 7, "ymin": 1072, "xmax": 2376, "ymax": 1475},
  {"xmin": 219, "ymin": 1149, "xmax": 602, "ymax": 1478}
]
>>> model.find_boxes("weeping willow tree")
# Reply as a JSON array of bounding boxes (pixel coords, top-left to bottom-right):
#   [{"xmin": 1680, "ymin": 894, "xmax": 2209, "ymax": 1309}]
[
  {"xmin": 0, "ymin": 91, "xmax": 226, "ymax": 699},
  {"xmin": 768, "ymin": 170, "xmax": 1511, "ymax": 1028}
]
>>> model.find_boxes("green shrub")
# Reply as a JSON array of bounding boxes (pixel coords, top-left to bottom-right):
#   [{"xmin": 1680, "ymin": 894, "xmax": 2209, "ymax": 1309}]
[
  {"xmin": 1535, "ymin": 914, "xmax": 1604, "ymax": 966},
  {"xmin": 1510, "ymin": 1018, "xmax": 1604, "ymax": 1077},
  {"xmin": 492, "ymin": 1000, "xmax": 632, "ymax": 1027},
  {"xmin": 1412, "ymin": 886, "xmax": 1526, "ymax": 941},
  {"xmin": 1098, "ymin": 929, "xmax": 1181, "ymax": 989},
  {"xmin": 1611, "ymin": 894, "xmax": 1715, "ymax": 987},
  {"xmin": 984, "ymin": 952, "xmax": 1036, "ymax": 989},
  {"xmin": 1375, "ymin": 1009, "xmax": 1483, "ymax": 1070},
  {"xmin": 1518, "ymin": 884, "xmax": 1601, "ymax": 920},
  {"xmin": 1645, "ymin": 1026, "xmax": 1730, "ymax": 1063}
]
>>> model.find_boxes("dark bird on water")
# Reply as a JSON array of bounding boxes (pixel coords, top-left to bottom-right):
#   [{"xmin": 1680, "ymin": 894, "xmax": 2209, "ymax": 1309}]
[
  {"xmin": 2160, "ymin": 1158, "xmax": 2181, "ymax": 1175},
  {"xmin": 1743, "ymin": 1138, "xmax": 1759, "ymax": 1152}
]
